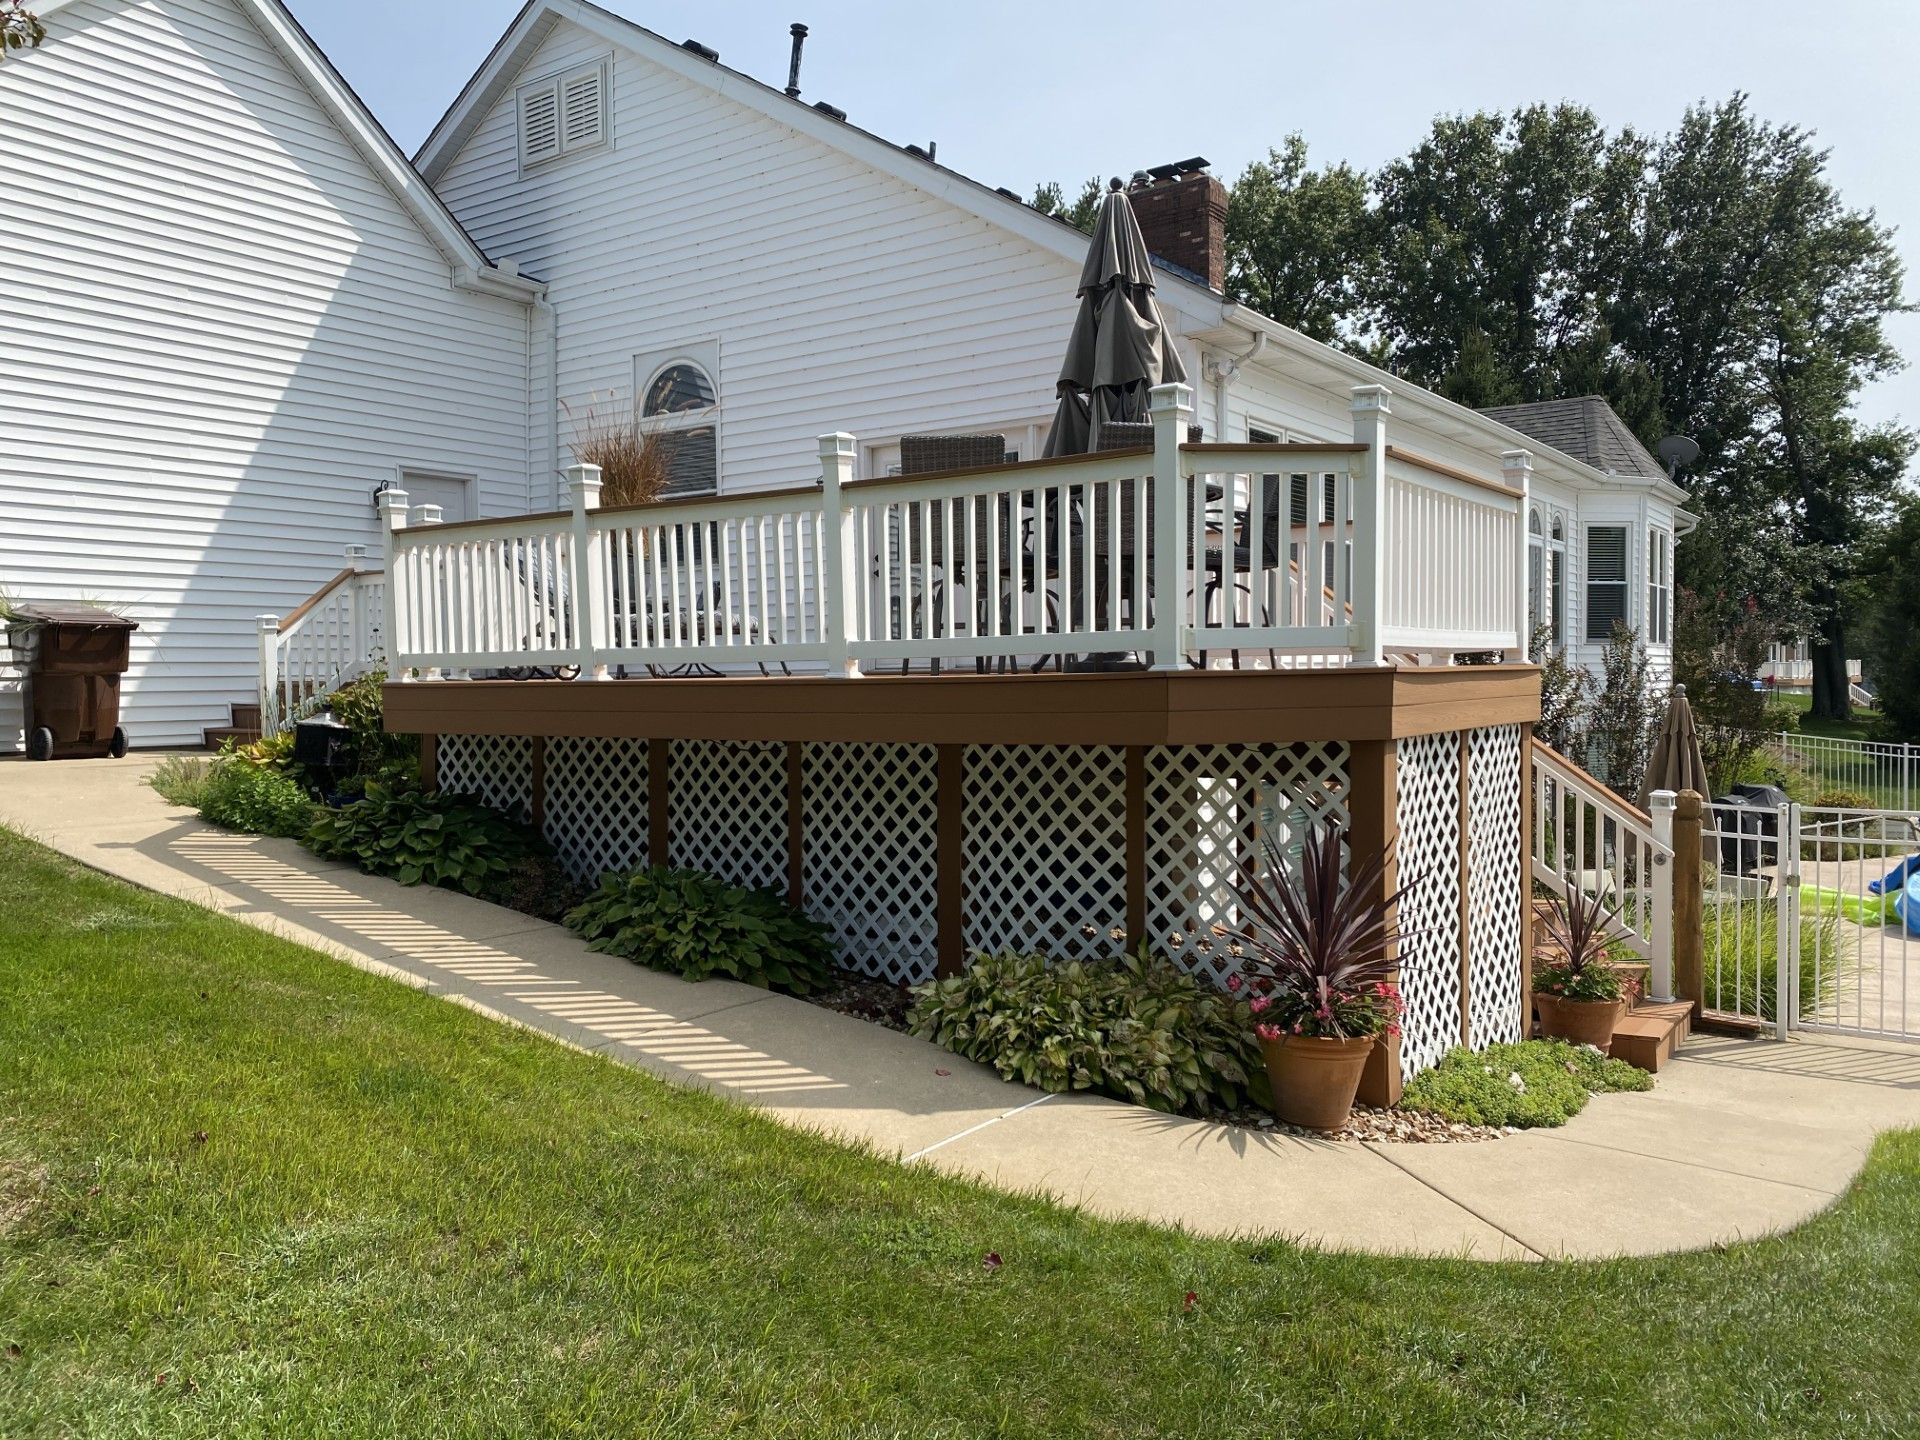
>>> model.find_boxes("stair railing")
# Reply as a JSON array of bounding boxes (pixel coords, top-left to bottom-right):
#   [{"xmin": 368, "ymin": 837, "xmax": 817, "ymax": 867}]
[
  {"xmin": 256, "ymin": 546, "xmax": 387, "ymax": 736},
  {"xmin": 1531, "ymin": 739, "xmax": 1676, "ymax": 999}
]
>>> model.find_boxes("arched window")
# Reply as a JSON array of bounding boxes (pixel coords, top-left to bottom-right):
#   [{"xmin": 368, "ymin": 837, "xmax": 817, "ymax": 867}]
[
  {"xmin": 642, "ymin": 360, "xmax": 718, "ymax": 496},
  {"xmin": 1527, "ymin": 508, "xmax": 1546, "ymax": 645}
]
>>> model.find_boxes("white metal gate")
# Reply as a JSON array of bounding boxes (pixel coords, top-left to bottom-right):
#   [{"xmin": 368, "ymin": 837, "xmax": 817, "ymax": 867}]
[{"xmin": 1702, "ymin": 800, "xmax": 1920, "ymax": 1042}]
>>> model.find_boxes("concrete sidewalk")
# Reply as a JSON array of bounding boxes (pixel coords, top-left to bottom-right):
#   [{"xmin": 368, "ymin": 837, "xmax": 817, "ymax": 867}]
[{"xmin": 7, "ymin": 754, "xmax": 1920, "ymax": 1261}]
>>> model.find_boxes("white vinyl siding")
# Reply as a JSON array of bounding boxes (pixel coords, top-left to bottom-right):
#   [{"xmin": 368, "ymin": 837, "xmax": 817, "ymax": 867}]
[{"xmin": 0, "ymin": 0, "xmax": 530, "ymax": 748}]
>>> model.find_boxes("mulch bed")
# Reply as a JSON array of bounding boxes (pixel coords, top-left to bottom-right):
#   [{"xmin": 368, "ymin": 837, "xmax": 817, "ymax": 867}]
[
  {"xmin": 1221, "ymin": 1103, "xmax": 1506, "ymax": 1144},
  {"xmin": 809, "ymin": 969, "xmax": 915, "ymax": 1033}
]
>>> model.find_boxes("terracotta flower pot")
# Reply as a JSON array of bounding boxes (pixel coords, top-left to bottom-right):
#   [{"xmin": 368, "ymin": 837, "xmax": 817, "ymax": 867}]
[
  {"xmin": 1259, "ymin": 1033, "xmax": 1376, "ymax": 1131},
  {"xmin": 1534, "ymin": 992, "xmax": 1626, "ymax": 1053}
]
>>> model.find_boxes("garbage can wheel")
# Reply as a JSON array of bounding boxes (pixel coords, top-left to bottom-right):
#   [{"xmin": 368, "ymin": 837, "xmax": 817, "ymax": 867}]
[
  {"xmin": 109, "ymin": 727, "xmax": 129, "ymax": 759},
  {"xmin": 26, "ymin": 726, "xmax": 54, "ymax": 762}
]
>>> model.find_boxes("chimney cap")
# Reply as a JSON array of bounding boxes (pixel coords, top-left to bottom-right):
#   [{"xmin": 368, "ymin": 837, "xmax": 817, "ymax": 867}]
[
  {"xmin": 790, "ymin": 21, "xmax": 808, "ymax": 37},
  {"xmin": 1142, "ymin": 157, "xmax": 1213, "ymax": 182}
]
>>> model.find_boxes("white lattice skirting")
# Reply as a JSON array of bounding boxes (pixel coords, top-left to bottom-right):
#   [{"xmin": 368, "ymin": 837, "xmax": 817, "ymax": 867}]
[
  {"xmin": 545, "ymin": 736, "xmax": 648, "ymax": 883},
  {"xmin": 1395, "ymin": 730, "xmax": 1464, "ymax": 1076},
  {"xmin": 1466, "ymin": 726, "xmax": 1526, "ymax": 1048},
  {"xmin": 436, "ymin": 733, "xmax": 534, "ymax": 819}
]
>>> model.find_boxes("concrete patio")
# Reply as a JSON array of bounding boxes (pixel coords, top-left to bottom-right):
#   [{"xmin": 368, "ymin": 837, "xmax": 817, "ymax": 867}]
[{"xmin": 5, "ymin": 753, "xmax": 1920, "ymax": 1262}]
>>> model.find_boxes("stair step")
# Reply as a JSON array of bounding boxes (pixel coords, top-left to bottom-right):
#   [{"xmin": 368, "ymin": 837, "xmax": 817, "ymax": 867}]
[
  {"xmin": 203, "ymin": 725, "xmax": 261, "ymax": 751},
  {"xmin": 229, "ymin": 702, "xmax": 262, "ymax": 728},
  {"xmin": 1611, "ymin": 1001, "xmax": 1694, "ymax": 1074}
]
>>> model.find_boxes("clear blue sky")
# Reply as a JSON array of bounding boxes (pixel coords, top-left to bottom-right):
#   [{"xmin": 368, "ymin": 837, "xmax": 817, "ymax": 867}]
[{"xmin": 297, "ymin": 0, "xmax": 1920, "ymax": 438}]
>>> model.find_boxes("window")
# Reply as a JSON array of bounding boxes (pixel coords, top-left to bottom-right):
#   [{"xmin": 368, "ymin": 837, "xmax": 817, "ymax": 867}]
[
  {"xmin": 640, "ymin": 358, "xmax": 718, "ymax": 497},
  {"xmin": 1648, "ymin": 527, "xmax": 1672, "ymax": 645},
  {"xmin": 1549, "ymin": 516, "xmax": 1567, "ymax": 649},
  {"xmin": 1527, "ymin": 509, "xmax": 1545, "ymax": 641},
  {"xmin": 1585, "ymin": 524, "xmax": 1629, "ymax": 641},
  {"xmin": 518, "ymin": 60, "xmax": 608, "ymax": 170}
]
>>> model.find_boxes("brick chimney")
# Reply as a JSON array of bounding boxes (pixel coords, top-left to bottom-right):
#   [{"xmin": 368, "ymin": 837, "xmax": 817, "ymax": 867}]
[{"xmin": 1128, "ymin": 160, "xmax": 1227, "ymax": 292}]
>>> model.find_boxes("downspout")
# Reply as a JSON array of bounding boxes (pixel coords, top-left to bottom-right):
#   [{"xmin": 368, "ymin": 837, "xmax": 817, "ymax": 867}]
[
  {"xmin": 1206, "ymin": 329, "xmax": 1267, "ymax": 440},
  {"xmin": 532, "ymin": 291, "xmax": 560, "ymax": 511}
]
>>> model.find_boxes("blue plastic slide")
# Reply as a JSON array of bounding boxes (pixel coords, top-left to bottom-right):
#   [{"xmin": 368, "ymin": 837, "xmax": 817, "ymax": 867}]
[{"xmin": 1868, "ymin": 856, "xmax": 1920, "ymax": 937}]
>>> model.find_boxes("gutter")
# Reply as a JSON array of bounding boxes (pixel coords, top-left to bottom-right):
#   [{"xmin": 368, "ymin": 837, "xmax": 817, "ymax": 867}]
[{"xmin": 1205, "ymin": 331, "xmax": 1267, "ymax": 442}]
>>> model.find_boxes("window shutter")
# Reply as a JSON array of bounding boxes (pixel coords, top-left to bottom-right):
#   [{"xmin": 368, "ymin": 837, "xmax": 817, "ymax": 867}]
[
  {"xmin": 1585, "ymin": 525, "xmax": 1628, "ymax": 640},
  {"xmin": 519, "ymin": 82, "xmax": 560, "ymax": 167},
  {"xmin": 560, "ymin": 65, "xmax": 606, "ymax": 151}
]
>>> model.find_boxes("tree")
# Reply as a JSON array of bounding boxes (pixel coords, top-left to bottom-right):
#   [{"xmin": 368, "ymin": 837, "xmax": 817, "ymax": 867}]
[
  {"xmin": 1222, "ymin": 136, "xmax": 1374, "ymax": 345},
  {"xmin": 1863, "ymin": 495, "xmax": 1920, "ymax": 742},
  {"xmin": 1, "ymin": 2, "xmax": 44, "ymax": 58},
  {"xmin": 1615, "ymin": 97, "xmax": 1913, "ymax": 721},
  {"xmin": 1671, "ymin": 587, "xmax": 1791, "ymax": 794},
  {"xmin": 1028, "ymin": 177, "xmax": 1101, "ymax": 235},
  {"xmin": 1365, "ymin": 105, "xmax": 1649, "ymax": 410}
]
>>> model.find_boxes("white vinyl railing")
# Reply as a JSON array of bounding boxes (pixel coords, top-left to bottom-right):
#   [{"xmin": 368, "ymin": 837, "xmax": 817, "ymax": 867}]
[
  {"xmin": 255, "ymin": 548, "xmax": 386, "ymax": 735},
  {"xmin": 378, "ymin": 381, "xmax": 1529, "ymax": 682},
  {"xmin": 1531, "ymin": 740, "xmax": 1676, "ymax": 997}
]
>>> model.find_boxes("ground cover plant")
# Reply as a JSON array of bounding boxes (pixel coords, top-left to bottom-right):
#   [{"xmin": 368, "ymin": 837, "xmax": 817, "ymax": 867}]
[
  {"xmin": 5, "ymin": 825, "xmax": 1920, "ymax": 1438},
  {"xmin": 304, "ymin": 779, "xmax": 545, "ymax": 896},
  {"xmin": 565, "ymin": 865, "xmax": 836, "ymax": 995},
  {"xmin": 1401, "ymin": 1039, "xmax": 1652, "ymax": 1129},
  {"xmin": 908, "ymin": 949, "xmax": 1262, "ymax": 1116},
  {"xmin": 191, "ymin": 756, "xmax": 316, "ymax": 839}
]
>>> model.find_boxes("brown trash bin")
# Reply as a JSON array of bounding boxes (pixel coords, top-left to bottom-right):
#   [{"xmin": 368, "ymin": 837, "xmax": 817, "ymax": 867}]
[{"xmin": 16, "ymin": 604, "xmax": 139, "ymax": 761}]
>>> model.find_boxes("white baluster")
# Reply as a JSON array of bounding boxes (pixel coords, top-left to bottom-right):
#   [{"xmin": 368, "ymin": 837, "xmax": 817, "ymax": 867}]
[{"xmin": 566, "ymin": 463, "xmax": 608, "ymax": 680}]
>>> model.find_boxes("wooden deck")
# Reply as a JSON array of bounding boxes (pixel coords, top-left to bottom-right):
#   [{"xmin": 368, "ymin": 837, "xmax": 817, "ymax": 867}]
[{"xmin": 382, "ymin": 664, "xmax": 1541, "ymax": 747}]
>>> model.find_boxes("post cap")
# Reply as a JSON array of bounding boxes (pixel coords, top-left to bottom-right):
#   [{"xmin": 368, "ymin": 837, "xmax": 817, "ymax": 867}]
[
  {"xmin": 1499, "ymin": 448, "xmax": 1534, "ymax": 474},
  {"xmin": 409, "ymin": 504, "xmax": 443, "ymax": 526},
  {"xmin": 816, "ymin": 432, "xmax": 857, "ymax": 460},
  {"xmin": 1349, "ymin": 383, "xmax": 1392, "ymax": 414},
  {"xmin": 255, "ymin": 614, "xmax": 280, "ymax": 632}
]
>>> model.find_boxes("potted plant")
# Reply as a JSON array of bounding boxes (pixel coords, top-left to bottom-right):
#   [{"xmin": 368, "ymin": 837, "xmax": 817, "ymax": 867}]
[
  {"xmin": 1531, "ymin": 890, "xmax": 1635, "ymax": 1053},
  {"xmin": 1232, "ymin": 823, "xmax": 1410, "ymax": 1131}
]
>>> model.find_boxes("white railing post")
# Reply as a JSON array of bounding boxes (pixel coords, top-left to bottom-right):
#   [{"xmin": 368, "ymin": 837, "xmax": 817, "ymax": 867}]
[
  {"xmin": 1148, "ymin": 382, "xmax": 1192, "ymax": 671},
  {"xmin": 378, "ymin": 488, "xmax": 410, "ymax": 682},
  {"xmin": 255, "ymin": 614, "xmax": 281, "ymax": 736},
  {"xmin": 409, "ymin": 504, "xmax": 445, "ymax": 679},
  {"xmin": 1501, "ymin": 449, "xmax": 1533, "ymax": 661},
  {"xmin": 1349, "ymin": 384, "xmax": 1391, "ymax": 666},
  {"xmin": 817, "ymin": 432, "xmax": 863, "ymax": 678},
  {"xmin": 566, "ymin": 463, "xmax": 608, "ymax": 680},
  {"xmin": 1649, "ymin": 788, "xmax": 1677, "ymax": 1001},
  {"xmin": 341, "ymin": 543, "xmax": 370, "ymax": 685}
]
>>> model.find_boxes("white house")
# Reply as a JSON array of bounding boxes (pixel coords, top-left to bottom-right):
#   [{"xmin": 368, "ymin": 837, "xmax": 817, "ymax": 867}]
[
  {"xmin": 3, "ymin": 0, "xmax": 1690, "ymax": 752},
  {"xmin": 415, "ymin": 0, "xmax": 1690, "ymax": 678},
  {"xmin": 0, "ymin": 0, "xmax": 541, "ymax": 749}
]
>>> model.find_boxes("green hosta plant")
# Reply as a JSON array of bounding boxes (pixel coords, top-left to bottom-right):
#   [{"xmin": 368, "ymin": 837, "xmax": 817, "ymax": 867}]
[
  {"xmin": 304, "ymin": 782, "xmax": 543, "ymax": 895},
  {"xmin": 907, "ymin": 949, "xmax": 1262, "ymax": 1116},
  {"xmin": 564, "ymin": 867, "xmax": 836, "ymax": 995}
]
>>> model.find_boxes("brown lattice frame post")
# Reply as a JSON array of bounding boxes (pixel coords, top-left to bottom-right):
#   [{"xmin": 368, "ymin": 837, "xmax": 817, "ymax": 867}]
[
  {"xmin": 648, "ymin": 738, "xmax": 670, "ymax": 868},
  {"xmin": 419, "ymin": 733, "xmax": 438, "ymax": 793},
  {"xmin": 936, "ymin": 743, "xmax": 965, "ymax": 977},
  {"xmin": 528, "ymin": 736, "xmax": 547, "ymax": 833},
  {"xmin": 1351, "ymin": 737, "xmax": 1403, "ymax": 1107}
]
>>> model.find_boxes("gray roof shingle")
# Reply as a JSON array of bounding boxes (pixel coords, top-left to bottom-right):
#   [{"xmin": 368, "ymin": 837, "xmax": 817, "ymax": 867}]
[{"xmin": 1478, "ymin": 396, "xmax": 1667, "ymax": 482}]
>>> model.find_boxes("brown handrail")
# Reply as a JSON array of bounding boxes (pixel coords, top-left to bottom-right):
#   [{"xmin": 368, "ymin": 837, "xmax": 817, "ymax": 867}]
[
  {"xmin": 1385, "ymin": 446, "xmax": 1522, "ymax": 500},
  {"xmin": 1184, "ymin": 441, "xmax": 1368, "ymax": 456},
  {"xmin": 278, "ymin": 567, "xmax": 378, "ymax": 634}
]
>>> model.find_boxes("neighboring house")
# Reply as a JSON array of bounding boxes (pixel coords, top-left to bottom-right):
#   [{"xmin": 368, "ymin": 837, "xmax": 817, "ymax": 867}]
[{"xmin": 0, "ymin": 0, "xmax": 542, "ymax": 749}]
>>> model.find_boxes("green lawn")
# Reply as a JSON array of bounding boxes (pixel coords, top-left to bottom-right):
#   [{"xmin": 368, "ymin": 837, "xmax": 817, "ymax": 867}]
[
  {"xmin": 1772, "ymin": 691, "xmax": 1878, "ymax": 745},
  {"xmin": 3, "ymin": 827, "xmax": 1919, "ymax": 1438}
]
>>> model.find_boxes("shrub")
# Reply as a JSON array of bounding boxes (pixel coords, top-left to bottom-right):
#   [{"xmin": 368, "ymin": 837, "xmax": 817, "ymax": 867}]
[
  {"xmin": 1814, "ymin": 788, "xmax": 1872, "ymax": 809},
  {"xmin": 1532, "ymin": 891, "xmax": 1631, "ymax": 1003},
  {"xmin": 907, "ymin": 950, "xmax": 1263, "ymax": 1116},
  {"xmin": 304, "ymin": 781, "xmax": 543, "ymax": 895},
  {"xmin": 324, "ymin": 672, "xmax": 418, "ymax": 776},
  {"xmin": 1702, "ymin": 897, "xmax": 1845, "ymax": 1022},
  {"xmin": 1401, "ymin": 1040, "xmax": 1651, "ymax": 1128},
  {"xmin": 147, "ymin": 754, "xmax": 218, "ymax": 809},
  {"xmin": 197, "ymin": 758, "xmax": 317, "ymax": 838},
  {"xmin": 565, "ymin": 867, "xmax": 836, "ymax": 995}
]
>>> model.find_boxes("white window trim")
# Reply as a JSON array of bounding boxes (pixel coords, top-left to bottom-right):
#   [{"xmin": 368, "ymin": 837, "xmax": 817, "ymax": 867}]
[
  {"xmin": 517, "ymin": 57, "xmax": 610, "ymax": 175},
  {"xmin": 1584, "ymin": 522, "xmax": 1632, "ymax": 643},
  {"xmin": 636, "ymin": 345, "xmax": 721, "ymax": 497},
  {"xmin": 1648, "ymin": 525, "xmax": 1673, "ymax": 647}
]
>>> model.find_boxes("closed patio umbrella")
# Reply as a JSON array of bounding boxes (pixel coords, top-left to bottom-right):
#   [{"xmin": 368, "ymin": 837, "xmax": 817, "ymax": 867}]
[
  {"xmin": 1043, "ymin": 178, "xmax": 1189, "ymax": 457},
  {"xmin": 1639, "ymin": 683, "xmax": 1711, "ymax": 808}
]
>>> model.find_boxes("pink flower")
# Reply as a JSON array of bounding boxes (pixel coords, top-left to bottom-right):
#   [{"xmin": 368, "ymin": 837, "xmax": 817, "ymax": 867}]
[
  {"xmin": 1226, "ymin": 974, "xmax": 1244, "ymax": 994},
  {"xmin": 1248, "ymin": 996, "xmax": 1270, "ymax": 1015},
  {"xmin": 1254, "ymin": 1023, "xmax": 1282, "ymax": 1042}
]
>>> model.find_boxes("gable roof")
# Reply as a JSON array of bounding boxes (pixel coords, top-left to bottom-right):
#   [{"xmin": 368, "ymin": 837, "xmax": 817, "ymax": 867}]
[
  {"xmin": 412, "ymin": 0, "xmax": 1222, "ymax": 321},
  {"xmin": 38, "ymin": 0, "xmax": 540, "ymax": 303},
  {"xmin": 1478, "ymin": 396, "xmax": 1668, "ymax": 484}
]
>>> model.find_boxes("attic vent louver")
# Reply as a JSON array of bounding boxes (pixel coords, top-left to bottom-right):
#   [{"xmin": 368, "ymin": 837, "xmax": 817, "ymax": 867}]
[
  {"xmin": 518, "ymin": 60, "xmax": 609, "ymax": 172},
  {"xmin": 681, "ymin": 38, "xmax": 719, "ymax": 61},
  {"xmin": 812, "ymin": 100, "xmax": 846, "ymax": 121}
]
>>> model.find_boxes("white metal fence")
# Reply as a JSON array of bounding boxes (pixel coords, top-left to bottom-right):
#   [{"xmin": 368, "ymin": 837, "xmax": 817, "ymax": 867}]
[
  {"xmin": 1744, "ymin": 730, "xmax": 1917, "ymax": 812},
  {"xmin": 371, "ymin": 382, "xmax": 1529, "ymax": 684}
]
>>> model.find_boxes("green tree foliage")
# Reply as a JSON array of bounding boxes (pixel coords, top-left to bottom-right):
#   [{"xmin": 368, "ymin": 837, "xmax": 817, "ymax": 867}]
[
  {"xmin": 1864, "ymin": 496, "xmax": 1920, "ymax": 742},
  {"xmin": 1029, "ymin": 176, "xmax": 1102, "ymax": 235},
  {"xmin": 1222, "ymin": 135, "xmax": 1374, "ymax": 344}
]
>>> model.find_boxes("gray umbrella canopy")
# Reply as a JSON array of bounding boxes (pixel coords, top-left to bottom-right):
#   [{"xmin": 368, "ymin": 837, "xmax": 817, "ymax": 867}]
[
  {"xmin": 1043, "ymin": 179, "xmax": 1190, "ymax": 458},
  {"xmin": 1639, "ymin": 684, "xmax": 1712, "ymax": 808}
]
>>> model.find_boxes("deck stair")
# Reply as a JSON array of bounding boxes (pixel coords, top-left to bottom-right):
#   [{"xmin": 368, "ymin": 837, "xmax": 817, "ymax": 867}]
[
  {"xmin": 1530, "ymin": 900, "xmax": 1694, "ymax": 1073},
  {"xmin": 203, "ymin": 701, "xmax": 262, "ymax": 751}
]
